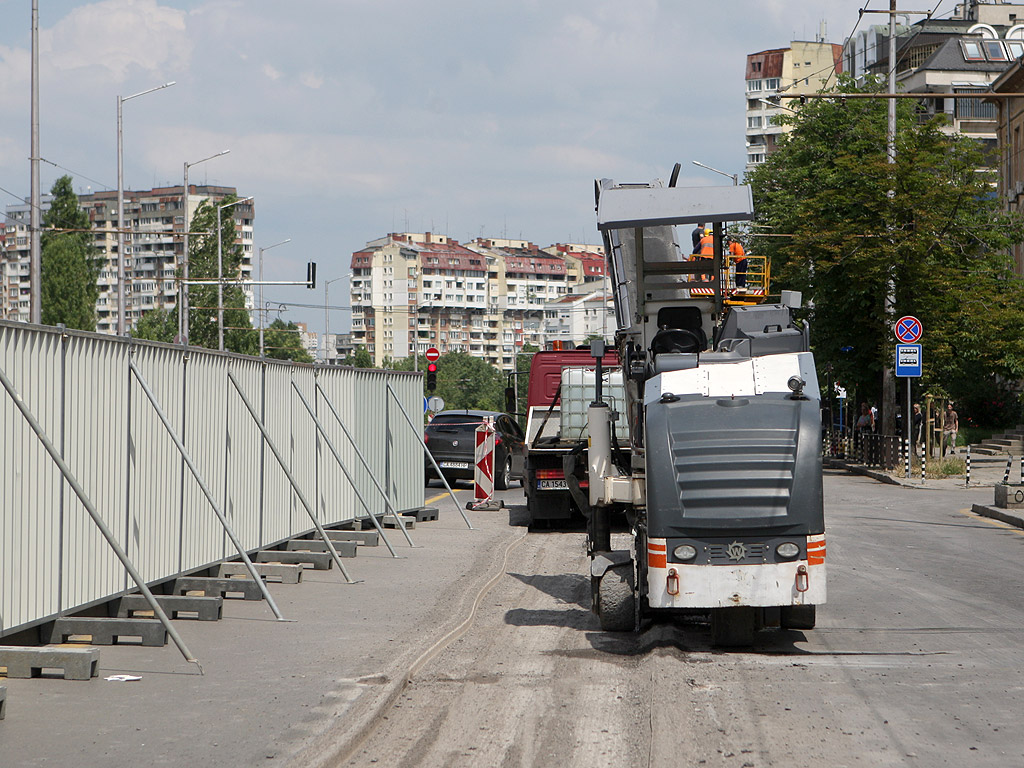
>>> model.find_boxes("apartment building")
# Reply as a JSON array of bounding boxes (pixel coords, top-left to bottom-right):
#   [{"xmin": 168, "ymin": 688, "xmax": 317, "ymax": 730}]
[
  {"xmin": 349, "ymin": 233, "xmax": 609, "ymax": 370},
  {"xmin": 542, "ymin": 290, "xmax": 614, "ymax": 347},
  {"xmin": 745, "ymin": 39, "xmax": 844, "ymax": 173},
  {"xmin": 1, "ymin": 185, "xmax": 253, "ymax": 333}
]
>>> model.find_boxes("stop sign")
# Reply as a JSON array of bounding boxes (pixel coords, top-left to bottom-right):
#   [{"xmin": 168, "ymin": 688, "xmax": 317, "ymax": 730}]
[{"xmin": 425, "ymin": 347, "xmax": 440, "ymax": 363}]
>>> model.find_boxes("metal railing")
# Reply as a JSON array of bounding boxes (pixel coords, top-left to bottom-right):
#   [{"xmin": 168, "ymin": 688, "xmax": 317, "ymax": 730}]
[
  {"xmin": 823, "ymin": 428, "xmax": 903, "ymax": 471},
  {"xmin": 0, "ymin": 321, "xmax": 425, "ymax": 639}
]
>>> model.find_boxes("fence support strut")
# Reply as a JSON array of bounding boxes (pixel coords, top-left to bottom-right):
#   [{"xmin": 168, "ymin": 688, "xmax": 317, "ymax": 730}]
[
  {"xmin": 292, "ymin": 381, "xmax": 409, "ymax": 554},
  {"xmin": 386, "ymin": 383, "xmax": 473, "ymax": 529},
  {"xmin": 0, "ymin": 363, "xmax": 203, "ymax": 672},
  {"xmin": 129, "ymin": 359, "xmax": 286, "ymax": 620},
  {"xmin": 227, "ymin": 371, "xmax": 359, "ymax": 584},
  {"xmin": 313, "ymin": 382, "xmax": 418, "ymax": 547}
]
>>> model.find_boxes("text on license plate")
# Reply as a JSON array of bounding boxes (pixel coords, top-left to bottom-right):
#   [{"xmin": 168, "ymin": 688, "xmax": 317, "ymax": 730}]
[
  {"xmin": 537, "ymin": 479, "xmax": 568, "ymax": 490},
  {"xmin": 440, "ymin": 461, "xmax": 470, "ymax": 469}
]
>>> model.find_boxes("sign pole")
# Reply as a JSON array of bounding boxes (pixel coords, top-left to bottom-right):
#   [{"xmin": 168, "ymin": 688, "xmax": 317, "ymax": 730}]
[{"xmin": 906, "ymin": 378, "xmax": 912, "ymax": 478}]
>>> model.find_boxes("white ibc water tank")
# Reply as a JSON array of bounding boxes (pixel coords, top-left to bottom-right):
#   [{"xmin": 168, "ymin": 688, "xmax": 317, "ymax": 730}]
[{"xmin": 559, "ymin": 367, "xmax": 627, "ymax": 440}]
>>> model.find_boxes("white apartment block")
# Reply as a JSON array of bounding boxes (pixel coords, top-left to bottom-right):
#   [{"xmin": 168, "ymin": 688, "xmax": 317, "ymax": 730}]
[
  {"xmin": 745, "ymin": 39, "xmax": 844, "ymax": 173},
  {"xmin": 542, "ymin": 291, "xmax": 615, "ymax": 347},
  {"xmin": 349, "ymin": 233, "xmax": 611, "ymax": 370},
  {"xmin": 1, "ymin": 185, "xmax": 253, "ymax": 333}
]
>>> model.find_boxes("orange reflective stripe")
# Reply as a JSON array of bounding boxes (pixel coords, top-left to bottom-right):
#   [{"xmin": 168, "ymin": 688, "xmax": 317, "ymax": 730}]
[{"xmin": 647, "ymin": 541, "xmax": 667, "ymax": 569}]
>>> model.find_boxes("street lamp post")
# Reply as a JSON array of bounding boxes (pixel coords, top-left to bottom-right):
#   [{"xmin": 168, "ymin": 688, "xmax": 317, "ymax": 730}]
[
  {"xmin": 258, "ymin": 239, "xmax": 291, "ymax": 357},
  {"xmin": 181, "ymin": 150, "xmax": 230, "ymax": 343},
  {"xmin": 117, "ymin": 80, "xmax": 175, "ymax": 335},
  {"xmin": 691, "ymin": 159, "xmax": 738, "ymax": 186},
  {"xmin": 217, "ymin": 196, "xmax": 254, "ymax": 351},
  {"xmin": 323, "ymin": 274, "xmax": 350, "ymax": 364}
]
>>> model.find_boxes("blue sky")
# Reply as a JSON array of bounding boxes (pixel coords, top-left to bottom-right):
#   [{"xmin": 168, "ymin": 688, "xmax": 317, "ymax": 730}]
[{"xmin": 0, "ymin": 0, "xmax": 891, "ymax": 335}]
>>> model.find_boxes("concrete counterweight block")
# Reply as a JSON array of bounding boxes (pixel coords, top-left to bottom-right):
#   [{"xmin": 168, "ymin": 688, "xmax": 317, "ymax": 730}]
[
  {"xmin": 321, "ymin": 530, "xmax": 379, "ymax": 546},
  {"xmin": 285, "ymin": 538, "xmax": 368, "ymax": 553},
  {"xmin": 44, "ymin": 617, "xmax": 167, "ymax": 647},
  {"xmin": 173, "ymin": 576, "xmax": 263, "ymax": 600},
  {"xmin": 116, "ymin": 594, "xmax": 223, "ymax": 622},
  {"xmin": 216, "ymin": 562, "xmax": 304, "ymax": 584},
  {"xmin": 0, "ymin": 646, "xmax": 100, "ymax": 681},
  {"xmin": 0, "ymin": 684, "xmax": 6, "ymax": 718}
]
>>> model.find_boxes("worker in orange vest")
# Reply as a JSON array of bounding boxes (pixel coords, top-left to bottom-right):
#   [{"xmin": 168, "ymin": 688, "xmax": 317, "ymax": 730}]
[
  {"xmin": 698, "ymin": 228, "xmax": 715, "ymax": 256},
  {"xmin": 692, "ymin": 227, "xmax": 715, "ymax": 281},
  {"xmin": 727, "ymin": 234, "xmax": 748, "ymax": 288}
]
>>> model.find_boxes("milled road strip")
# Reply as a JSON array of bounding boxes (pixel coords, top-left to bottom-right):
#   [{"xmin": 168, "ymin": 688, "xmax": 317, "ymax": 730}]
[{"xmin": 290, "ymin": 522, "xmax": 528, "ymax": 768}]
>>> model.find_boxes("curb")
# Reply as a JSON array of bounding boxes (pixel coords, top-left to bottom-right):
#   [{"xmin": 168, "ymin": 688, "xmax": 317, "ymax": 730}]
[{"xmin": 971, "ymin": 503, "xmax": 1024, "ymax": 529}]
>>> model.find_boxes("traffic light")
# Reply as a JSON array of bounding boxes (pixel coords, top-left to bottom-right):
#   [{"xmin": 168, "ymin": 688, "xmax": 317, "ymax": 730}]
[{"xmin": 426, "ymin": 362, "xmax": 437, "ymax": 392}]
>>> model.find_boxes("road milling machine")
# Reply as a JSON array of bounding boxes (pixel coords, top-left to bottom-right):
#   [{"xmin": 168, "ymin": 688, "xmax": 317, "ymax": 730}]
[{"xmin": 584, "ymin": 173, "xmax": 825, "ymax": 646}]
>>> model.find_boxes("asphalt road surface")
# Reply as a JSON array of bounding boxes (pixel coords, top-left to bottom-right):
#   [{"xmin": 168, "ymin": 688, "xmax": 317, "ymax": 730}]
[{"xmin": 343, "ymin": 470, "xmax": 1024, "ymax": 767}]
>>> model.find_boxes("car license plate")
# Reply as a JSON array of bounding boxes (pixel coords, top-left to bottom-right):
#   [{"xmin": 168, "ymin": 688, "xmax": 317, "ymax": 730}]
[
  {"xmin": 440, "ymin": 461, "xmax": 469, "ymax": 470},
  {"xmin": 537, "ymin": 479, "xmax": 568, "ymax": 490}
]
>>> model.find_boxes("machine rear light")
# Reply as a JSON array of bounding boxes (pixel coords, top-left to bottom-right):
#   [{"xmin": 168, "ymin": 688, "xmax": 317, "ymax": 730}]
[
  {"xmin": 536, "ymin": 469, "xmax": 564, "ymax": 479},
  {"xmin": 424, "ymin": 433, "xmax": 429, "ymax": 444},
  {"xmin": 672, "ymin": 544, "xmax": 697, "ymax": 562},
  {"xmin": 776, "ymin": 542, "xmax": 800, "ymax": 560},
  {"xmin": 494, "ymin": 435, "xmax": 503, "ymax": 446}
]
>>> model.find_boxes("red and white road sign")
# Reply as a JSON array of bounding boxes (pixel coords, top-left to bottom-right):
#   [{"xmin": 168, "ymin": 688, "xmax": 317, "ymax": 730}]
[
  {"xmin": 473, "ymin": 420, "xmax": 495, "ymax": 503},
  {"xmin": 894, "ymin": 316, "xmax": 923, "ymax": 343},
  {"xmin": 425, "ymin": 347, "xmax": 440, "ymax": 363}
]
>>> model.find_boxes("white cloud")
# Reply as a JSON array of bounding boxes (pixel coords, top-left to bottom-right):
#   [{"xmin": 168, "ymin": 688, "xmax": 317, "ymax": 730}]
[
  {"xmin": 263, "ymin": 63, "xmax": 282, "ymax": 81},
  {"xmin": 299, "ymin": 71, "xmax": 324, "ymax": 90},
  {"xmin": 43, "ymin": 0, "xmax": 189, "ymax": 82}
]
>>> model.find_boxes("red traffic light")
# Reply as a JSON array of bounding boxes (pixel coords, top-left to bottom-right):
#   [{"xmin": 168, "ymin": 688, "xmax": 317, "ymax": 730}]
[{"xmin": 427, "ymin": 363, "xmax": 437, "ymax": 373}]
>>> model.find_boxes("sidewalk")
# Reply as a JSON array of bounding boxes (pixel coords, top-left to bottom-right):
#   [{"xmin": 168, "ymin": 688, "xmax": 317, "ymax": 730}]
[
  {"xmin": 827, "ymin": 456, "xmax": 1024, "ymax": 528},
  {"xmin": 0, "ymin": 488, "xmax": 523, "ymax": 768}
]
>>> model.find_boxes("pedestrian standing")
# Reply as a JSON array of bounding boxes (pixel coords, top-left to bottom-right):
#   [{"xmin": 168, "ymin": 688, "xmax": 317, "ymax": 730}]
[
  {"xmin": 912, "ymin": 403, "xmax": 923, "ymax": 448},
  {"xmin": 942, "ymin": 402, "xmax": 959, "ymax": 456},
  {"xmin": 691, "ymin": 222, "xmax": 705, "ymax": 255},
  {"xmin": 727, "ymin": 235, "xmax": 748, "ymax": 288}
]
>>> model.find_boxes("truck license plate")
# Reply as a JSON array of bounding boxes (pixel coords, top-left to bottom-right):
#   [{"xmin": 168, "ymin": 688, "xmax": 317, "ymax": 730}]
[
  {"xmin": 440, "ymin": 461, "xmax": 469, "ymax": 470},
  {"xmin": 538, "ymin": 479, "xmax": 568, "ymax": 490}
]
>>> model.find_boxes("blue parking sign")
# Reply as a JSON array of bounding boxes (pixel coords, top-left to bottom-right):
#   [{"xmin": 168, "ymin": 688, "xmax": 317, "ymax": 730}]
[{"xmin": 895, "ymin": 344, "xmax": 922, "ymax": 377}]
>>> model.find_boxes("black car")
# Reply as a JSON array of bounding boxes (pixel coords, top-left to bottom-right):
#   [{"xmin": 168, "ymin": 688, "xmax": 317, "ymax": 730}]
[{"xmin": 425, "ymin": 410, "xmax": 525, "ymax": 490}]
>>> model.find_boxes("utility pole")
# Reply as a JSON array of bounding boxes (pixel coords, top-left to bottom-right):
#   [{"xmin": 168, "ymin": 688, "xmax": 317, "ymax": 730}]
[
  {"xmin": 883, "ymin": 0, "xmax": 898, "ymax": 440},
  {"xmin": 29, "ymin": 0, "xmax": 40, "ymax": 325}
]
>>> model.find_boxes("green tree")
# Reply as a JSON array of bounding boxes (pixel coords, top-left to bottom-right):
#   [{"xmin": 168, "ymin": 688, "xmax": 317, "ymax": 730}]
[
  {"xmin": 340, "ymin": 346, "xmax": 375, "ymax": 368},
  {"xmin": 185, "ymin": 197, "xmax": 257, "ymax": 353},
  {"xmin": 262, "ymin": 319, "xmax": 313, "ymax": 363},
  {"xmin": 133, "ymin": 306, "xmax": 177, "ymax": 343},
  {"xmin": 748, "ymin": 75, "xmax": 1024, "ymax": 428},
  {"xmin": 40, "ymin": 175, "xmax": 100, "ymax": 330},
  {"xmin": 430, "ymin": 352, "xmax": 504, "ymax": 411}
]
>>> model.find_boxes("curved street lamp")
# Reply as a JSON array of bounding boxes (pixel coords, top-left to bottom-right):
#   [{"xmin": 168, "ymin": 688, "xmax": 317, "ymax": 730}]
[{"xmin": 116, "ymin": 80, "xmax": 175, "ymax": 335}]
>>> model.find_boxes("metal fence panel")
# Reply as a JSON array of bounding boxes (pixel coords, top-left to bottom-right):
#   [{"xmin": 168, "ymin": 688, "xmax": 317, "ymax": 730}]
[
  {"xmin": 0, "ymin": 321, "xmax": 425, "ymax": 638},
  {"xmin": 289, "ymin": 367, "xmax": 318, "ymax": 529},
  {"xmin": 261, "ymin": 362, "xmax": 296, "ymax": 543},
  {"xmin": 0, "ymin": 326, "xmax": 63, "ymax": 633},
  {"xmin": 224, "ymin": 359, "xmax": 264, "ymax": 555},
  {"xmin": 61, "ymin": 334, "xmax": 130, "ymax": 607},
  {"xmin": 128, "ymin": 343, "xmax": 185, "ymax": 582},
  {"xmin": 179, "ymin": 350, "xmax": 230, "ymax": 572}
]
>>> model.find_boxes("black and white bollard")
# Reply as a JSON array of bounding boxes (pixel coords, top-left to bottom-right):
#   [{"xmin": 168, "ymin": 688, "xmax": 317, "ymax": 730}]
[
  {"xmin": 1004, "ymin": 455, "xmax": 1013, "ymax": 485},
  {"xmin": 965, "ymin": 444, "xmax": 971, "ymax": 487},
  {"xmin": 921, "ymin": 442, "xmax": 926, "ymax": 484},
  {"xmin": 904, "ymin": 438, "xmax": 911, "ymax": 479},
  {"xmin": 1019, "ymin": 454, "xmax": 1022, "ymax": 485}
]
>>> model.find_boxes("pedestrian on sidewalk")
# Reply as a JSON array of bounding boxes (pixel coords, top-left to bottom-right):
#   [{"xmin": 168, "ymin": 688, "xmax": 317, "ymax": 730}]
[
  {"xmin": 912, "ymin": 403, "xmax": 923, "ymax": 448},
  {"xmin": 942, "ymin": 402, "xmax": 959, "ymax": 456}
]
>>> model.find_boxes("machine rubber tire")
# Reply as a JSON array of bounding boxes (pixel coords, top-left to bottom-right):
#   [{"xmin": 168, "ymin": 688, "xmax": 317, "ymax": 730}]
[
  {"xmin": 780, "ymin": 604, "xmax": 816, "ymax": 630},
  {"xmin": 495, "ymin": 456, "xmax": 512, "ymax": 491},
  {"xmin": 711, "ymin": 607, "xmax": 756, "ymax": 647},
  {"xmin": 597, "ymin": 564, "xmax": 636, "ymax": 632}
]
